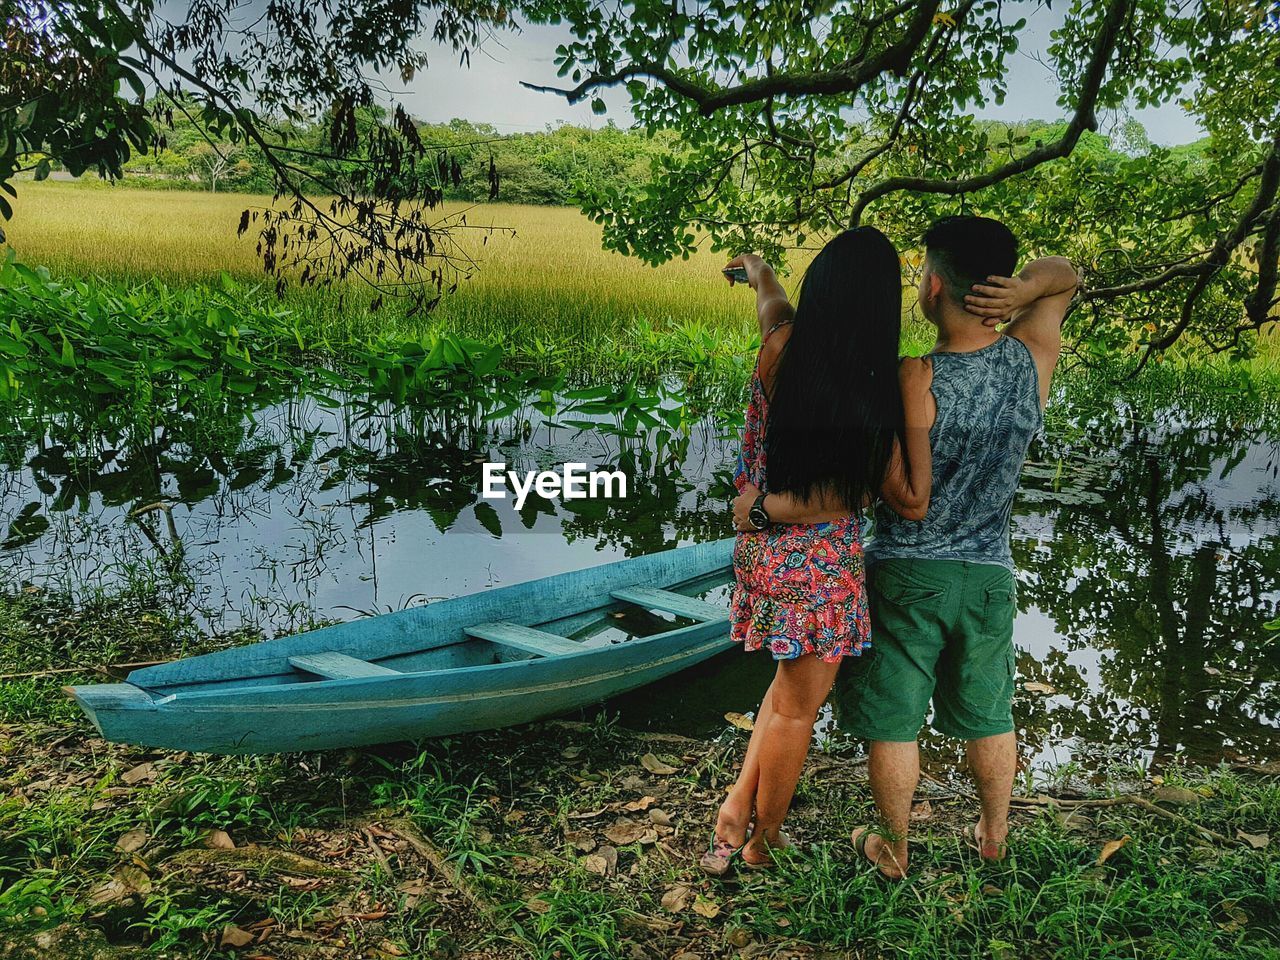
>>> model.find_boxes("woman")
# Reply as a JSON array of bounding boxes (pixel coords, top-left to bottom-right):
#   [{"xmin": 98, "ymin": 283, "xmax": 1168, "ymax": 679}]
[{"xmin": 701, "ymin": 228, "xmax": 934, "ymax": 873}]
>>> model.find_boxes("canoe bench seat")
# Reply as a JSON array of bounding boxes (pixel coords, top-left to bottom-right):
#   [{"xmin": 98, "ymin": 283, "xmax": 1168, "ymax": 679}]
[
  {"xmin": 289, "ymin": 652, "xmax": 401, "ymax": 680},
  {"xmin": 466, "ymin": 621, "xmax": 585, "ymax": 658},
  {"xmin": 610, "ymin": 586, "xmax": 728, "ymax": 623}
]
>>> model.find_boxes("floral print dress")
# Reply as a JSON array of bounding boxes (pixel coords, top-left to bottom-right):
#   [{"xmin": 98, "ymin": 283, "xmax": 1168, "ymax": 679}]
[{"xmin": 730, "ymin": 324, "xmax": 871, "ymax": 663}]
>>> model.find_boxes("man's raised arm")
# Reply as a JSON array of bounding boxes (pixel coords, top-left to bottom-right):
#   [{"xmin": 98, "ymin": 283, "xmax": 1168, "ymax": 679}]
[{"xmin": 965, "ymin": 256, "xmax": 1079, "ymax": 406}]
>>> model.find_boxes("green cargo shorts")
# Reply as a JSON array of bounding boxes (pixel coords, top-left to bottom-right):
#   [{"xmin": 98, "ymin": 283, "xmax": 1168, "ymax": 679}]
[{"xmin": 842, "ymin": 558, "xmax": 1017, "ymax": 742}]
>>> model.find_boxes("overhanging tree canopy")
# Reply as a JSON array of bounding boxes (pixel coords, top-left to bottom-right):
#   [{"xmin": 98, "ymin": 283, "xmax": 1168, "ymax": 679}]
[{"xmin": 523, "ymin": 0, "xmax": 1280, "ymax": 364}]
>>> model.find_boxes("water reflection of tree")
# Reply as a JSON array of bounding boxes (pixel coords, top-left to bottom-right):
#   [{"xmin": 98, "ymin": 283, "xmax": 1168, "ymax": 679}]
[
  {"xmin": 1014, "ymin": 407, "xmax": 1280, "ymax": 765},
  {"xmin": 2, "ymin": 387, "xmax": 737, "ymax": 609}
]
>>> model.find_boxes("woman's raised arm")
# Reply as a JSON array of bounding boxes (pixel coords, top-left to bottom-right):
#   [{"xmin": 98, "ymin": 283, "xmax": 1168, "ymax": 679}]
[{"xmin": 724, "ymin": 253, "xmax": 793, "ymax": 341}]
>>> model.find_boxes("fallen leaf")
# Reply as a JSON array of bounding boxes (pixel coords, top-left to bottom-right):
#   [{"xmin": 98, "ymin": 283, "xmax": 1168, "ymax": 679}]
[
  {"xmin": 115, "ymin": 828, "xmax": 148, "ymax": 854},
  {"xmin": 604, "ymin": 818, "xmax": 649, "ymax": 845},
  {"xmin": 776, "ymin": 917, "xmax": 791, "ymax": 928},
  {"xmin": 1055, "ymin": 811, "xmax": 1091, "ymax": 833},
  {"xmin": 1152, "ymin": 785, "xmax": 1199, "ymax": 807},
  {"xmin": 117, "ymin": 865, "xmax": 151, "ymax": 895},
  {"xmin": 724, "ymin": 712, "xmax": 754, "ymax": 731},
  {"xmin": 909, "ymin": 800, "xmax": 933, "ymax": 822},
  {"xmin": 649, "ymin": 808, "xmax": 674, "ymax": 827},
  {"xmin": 377, "ymin": 940, "xmax": 405, "ymax": 957},
  {"xmin": 1022, "ymin": 681, "xmax": 1056, "ymax": 695},
  {"xmin": 623, "ymin": 796, "xmax": 657, "ymax": 812},
  {"xmin": 120, "ymin": 762, "xmax": 157, "ymax": 785},
  {"xmin": 205, "ymin": 829, "xmax": 236, "ymax": 850},
  {"xmin": 220, "ymin": 925, "xmax": 255, "ymax": 949},
  {"xmin": 641, "ymin": 753, "xmax": 678, "ymax": 775},
  {"xmin": 1096, "ymin": 835, "xmax": 1130, "ymax": 865},
  {"xmin": 563, "ymin": 828, "xmax": 597, "ymax": 853},
  {"xmin": 87, "ymin": 877, "xmax": 133, "ymax": 906},
  {"xmin": 661, "ymin": 885, "xmax": 693, "ymax": 912},
  {"xmin": 525, "ymin": 896, "xmax": 552, "ymax": 914},
  {"xmin": 1238, "ymin": 831, "xmax": 1270, "ymax": 850},
  {"xmin": 693, "ymin": 897, "xmax": 721, "ymax": 918},
  {"xmin": 582, "ymin": 845, "xmax": 618, "ymax": 876}
]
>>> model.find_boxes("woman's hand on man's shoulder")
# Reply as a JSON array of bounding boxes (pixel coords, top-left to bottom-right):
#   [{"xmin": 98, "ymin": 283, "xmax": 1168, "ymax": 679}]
[{"xmin": 898, "ymin": 356, "xmax": 935, "ymax": 430}]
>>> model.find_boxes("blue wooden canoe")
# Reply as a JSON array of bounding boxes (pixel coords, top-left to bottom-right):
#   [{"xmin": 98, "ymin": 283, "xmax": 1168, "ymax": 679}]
[{"xmin": 66, "ymin": 539, "xmax": 736, "ymax": 754}]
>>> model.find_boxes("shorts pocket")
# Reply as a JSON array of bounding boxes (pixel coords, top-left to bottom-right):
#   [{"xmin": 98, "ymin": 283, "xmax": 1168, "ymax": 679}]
[
  {"xmin": 874, "ymin": 563, "xmax": 945, "ymax": 607},
  {"xmin": 981, "ymin": 577, "xmax": 1017, "ymax": 632}
]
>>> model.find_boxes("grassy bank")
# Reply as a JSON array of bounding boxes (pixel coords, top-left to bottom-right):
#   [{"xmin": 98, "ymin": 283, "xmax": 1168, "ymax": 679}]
[{"xmin": 3, "ymin": 592, "xmax": 1279, "ymax": 960}]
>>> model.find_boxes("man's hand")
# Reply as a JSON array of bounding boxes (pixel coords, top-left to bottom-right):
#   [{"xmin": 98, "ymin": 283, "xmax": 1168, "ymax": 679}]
[
  {"xmin": 732, "ymin": 482, "xmax": 762, "ymax": 532},
  {"xmin": 964, "ymin": 274, "xmax": 1040, "ymax": 325}
]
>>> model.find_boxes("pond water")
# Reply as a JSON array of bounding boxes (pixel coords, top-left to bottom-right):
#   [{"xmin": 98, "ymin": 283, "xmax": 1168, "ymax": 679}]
[{"xmin": 3, "ymin": 379, "xmax": 1278, "ymax": 773}]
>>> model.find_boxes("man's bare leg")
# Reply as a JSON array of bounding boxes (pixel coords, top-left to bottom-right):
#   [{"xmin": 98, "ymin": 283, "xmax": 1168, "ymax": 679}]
[
  {"xmin": 859, "ymin": 739, "xmax": 919, "ymax": 878},
  {"xmin": 966, "ymin": 731, "xmax": 1017, "ymax": 857}
]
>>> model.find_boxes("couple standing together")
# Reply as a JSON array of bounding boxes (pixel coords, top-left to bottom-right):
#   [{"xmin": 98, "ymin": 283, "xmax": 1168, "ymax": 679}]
[{"xmin": 706, "ymin": 216, "xmax": 1078, "ymax": 878}]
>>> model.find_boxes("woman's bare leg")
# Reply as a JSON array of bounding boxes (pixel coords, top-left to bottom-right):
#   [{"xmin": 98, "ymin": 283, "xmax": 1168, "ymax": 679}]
[
  {"xmin": 742, "ymin": 654, "xmax": 841, "ymax": 864},
  {"xmin": 714, "ymin": 676, "xmax": 777, "ymax": 845}
]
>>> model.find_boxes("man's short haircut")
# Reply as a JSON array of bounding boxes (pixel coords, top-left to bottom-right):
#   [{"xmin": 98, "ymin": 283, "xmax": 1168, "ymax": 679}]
[{"xmin": 923, "ymin": 215, "xmax": 1018, "ymax": 305}]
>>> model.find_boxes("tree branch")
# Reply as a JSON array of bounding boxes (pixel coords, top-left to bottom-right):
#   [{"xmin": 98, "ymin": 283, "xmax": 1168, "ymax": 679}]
[
  {"xmin": 846, "ymin": 0, "xmax": 1132, "ymax": 226},
  {"xmin": 815, "ymin": 0, "xmax": 975, "ymax": 194},
  {"xmin": 1244, "ymin": 202, "xmax": 1280, "ymax": 330},
  {"xmin": 522, "ymin": 1, "xmax": 941, "ymax": 116},
  {"xmin": 1148, "ymin": 128, "xmax": 1280, "ymax": 350}
]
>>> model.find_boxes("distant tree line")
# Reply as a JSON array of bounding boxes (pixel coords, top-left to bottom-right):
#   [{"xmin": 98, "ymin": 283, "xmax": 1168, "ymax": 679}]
[
  {"xmin": 105, "ymin": 107, "xmax": 1199, "ymax": 211},
  {"xmin": 109, "ymin": 108, "xmax": 676, "ymax": 205}
]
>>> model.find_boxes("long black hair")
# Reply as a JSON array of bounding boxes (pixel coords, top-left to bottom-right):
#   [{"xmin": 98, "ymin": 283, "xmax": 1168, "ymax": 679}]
[{"xmin": 764, "ymin": 226, "xmax": 902, "ymax": 510}]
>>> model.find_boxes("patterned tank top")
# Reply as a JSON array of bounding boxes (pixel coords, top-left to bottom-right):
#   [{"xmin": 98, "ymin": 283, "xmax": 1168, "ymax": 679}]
[{"xmin": 867, "ymin": 335, "xmax": 1042, "ymax": 570}]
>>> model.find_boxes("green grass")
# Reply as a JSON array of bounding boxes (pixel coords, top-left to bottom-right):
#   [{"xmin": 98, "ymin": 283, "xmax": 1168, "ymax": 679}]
[{"xmin": 1, "ymin": 590, "xmax": 1277, "ymax": 958}]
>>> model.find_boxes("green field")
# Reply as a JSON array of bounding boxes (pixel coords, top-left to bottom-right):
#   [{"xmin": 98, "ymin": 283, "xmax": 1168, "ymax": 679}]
[{"xmin": 4, "ymin": 181, "xmax": 940, "ymax": 369}]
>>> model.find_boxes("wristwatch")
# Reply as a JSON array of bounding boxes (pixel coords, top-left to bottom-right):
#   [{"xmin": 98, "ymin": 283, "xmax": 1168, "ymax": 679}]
[{"xmin": 748, "ymin": 493, "xmax": 771, "ymax": 530}]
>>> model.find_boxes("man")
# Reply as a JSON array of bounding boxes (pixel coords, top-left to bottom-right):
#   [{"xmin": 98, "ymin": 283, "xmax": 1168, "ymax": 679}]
[{"xmin": 748, "ymin": 215, "xmax": 1078, "ymax": 877}]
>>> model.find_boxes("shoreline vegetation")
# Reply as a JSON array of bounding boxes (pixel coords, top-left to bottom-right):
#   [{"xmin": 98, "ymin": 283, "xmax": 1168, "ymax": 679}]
[
  {"xmin": 4, "ymin": 182, "xmax": 1279, "ymax": 385},
  {"xmin": 1, "ymin": 582, "xmax": 1277, "ymax": 959}
]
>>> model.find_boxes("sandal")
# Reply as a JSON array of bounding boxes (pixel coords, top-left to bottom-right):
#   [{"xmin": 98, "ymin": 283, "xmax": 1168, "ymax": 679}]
[
  {"xmin": 964, "ymin": 822, "xmax": 1008, "ymax": 862},
  {"xmin": 699, "ymin": 834, "xmax": 748, "ymax": 876},
  {"xmin": 851, "ymin": 825, "xmax": 907, "ymax": 881}
]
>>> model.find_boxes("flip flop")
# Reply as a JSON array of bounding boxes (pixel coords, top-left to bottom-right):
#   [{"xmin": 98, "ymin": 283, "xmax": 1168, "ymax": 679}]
[
  {"xmin": 699, "ymin": 834, "xmax": 748, "ymax": 876},
  {"xmin": 964, "ymin": 823, "xmax": 1009, "ymax": 862},
  {"xmin": 851, "ymin": 825, "xmax": 907, "ymax": 881}
]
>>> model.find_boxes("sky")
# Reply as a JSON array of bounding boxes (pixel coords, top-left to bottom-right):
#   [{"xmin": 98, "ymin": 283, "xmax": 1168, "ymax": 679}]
[{"xmin": 398, "ymin": 5, "xmax": 1203, "ymax": 146}]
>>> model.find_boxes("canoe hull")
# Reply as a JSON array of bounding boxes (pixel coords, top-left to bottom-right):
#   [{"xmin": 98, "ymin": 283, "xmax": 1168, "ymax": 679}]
[
  {"xmin": 67, "ymin": 539, "xmax": 737, "ymax": 754},
  {"xmin": 71, "ymin": 621, "xmax": 733, "ymax": 753}
]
